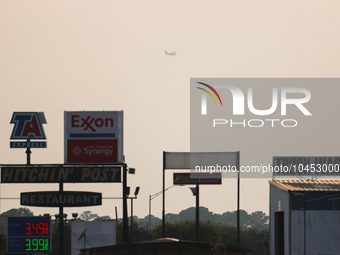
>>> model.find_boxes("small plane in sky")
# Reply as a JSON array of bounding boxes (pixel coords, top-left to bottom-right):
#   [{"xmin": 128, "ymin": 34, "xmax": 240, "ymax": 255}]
[{"xmin": 165, "ymin": 50, "xmax": 176, "ymax": 56}]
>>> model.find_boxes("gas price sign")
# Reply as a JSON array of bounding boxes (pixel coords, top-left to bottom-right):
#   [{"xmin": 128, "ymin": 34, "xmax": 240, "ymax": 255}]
[{"xmin": 7, "ymin": 216, "xmax": 51, "ymax": 253}]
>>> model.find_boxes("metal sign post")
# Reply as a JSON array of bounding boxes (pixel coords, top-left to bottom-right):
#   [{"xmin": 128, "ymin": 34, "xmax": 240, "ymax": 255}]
[
  {"xmin": 26, "ymin": 137, "xmax": 31, "ymax": 165},
  {"xmin": 196, "ymin": 184, "xmax": 199, "ymax": 241},
  {"xmin": 59, "ymin": 182, "xmax": 64, "ymax": 255}
]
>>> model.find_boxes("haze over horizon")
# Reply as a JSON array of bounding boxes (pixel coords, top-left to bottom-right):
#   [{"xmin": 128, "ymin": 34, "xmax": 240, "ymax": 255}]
[{"xmin": 1, "ymin": 0, "xmax": 340, "ymax": 220}]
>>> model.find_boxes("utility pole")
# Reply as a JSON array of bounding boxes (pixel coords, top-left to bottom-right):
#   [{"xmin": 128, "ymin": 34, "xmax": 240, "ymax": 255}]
[{"xmin": 123, "ymin": 164, "xmax": 128, "ymax": 244}]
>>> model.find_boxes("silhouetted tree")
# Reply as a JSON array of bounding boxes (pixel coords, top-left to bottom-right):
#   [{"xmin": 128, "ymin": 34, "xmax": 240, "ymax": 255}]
[{"xmin": 0, "ymin": 233, "xmax": 7, "ymax": 253}]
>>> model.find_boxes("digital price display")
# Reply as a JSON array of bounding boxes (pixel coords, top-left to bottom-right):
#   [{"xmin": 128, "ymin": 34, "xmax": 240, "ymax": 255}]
[
  {"xmin": 7, "ymin": 216, "xmax": 51, "ymax": 253},
  {"xmin": 25, "ymin": 222, "xmax": 49, "ymax": 235}
]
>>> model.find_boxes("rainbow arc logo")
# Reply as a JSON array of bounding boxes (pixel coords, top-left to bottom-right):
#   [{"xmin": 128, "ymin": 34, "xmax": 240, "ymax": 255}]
[{"xmin": 196, "ymin": 82, "xmax": 222, "ymax": 106}]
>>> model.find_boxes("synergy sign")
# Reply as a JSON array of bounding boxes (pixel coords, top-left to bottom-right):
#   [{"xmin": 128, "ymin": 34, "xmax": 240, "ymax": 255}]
[
  {"xmin": 10, "ymin": 112, "xmax": 47, "ymax": 148},
  {"xmin": 64, "ymin": 111, "xmax": 123, "ymax": 164}
]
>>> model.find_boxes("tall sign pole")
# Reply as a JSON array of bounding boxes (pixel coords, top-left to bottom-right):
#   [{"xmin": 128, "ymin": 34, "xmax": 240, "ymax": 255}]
[
  {"xmin": 196, "ymin": 184, "xmax": 199, "ymax": 241},
  {"xmin": 162, "ymin": 151, "xmax": 165, "ymax": 238},
  {"xmin": 123, "ymin": 163, "xmax": 128, "ymax": 244},
  {"xmin": 59, "ymin": 182, "xmax": 64, "ymax": 255},
  {"xmin": 25, "ymin": 137, "xmax": 31, "ymax": 165},
  {"xmin": 237, "ymin": 151, "xmax": 240, "ymax": 247}
]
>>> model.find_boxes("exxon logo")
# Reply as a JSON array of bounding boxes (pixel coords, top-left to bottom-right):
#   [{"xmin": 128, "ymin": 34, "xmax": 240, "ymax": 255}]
[
  {"xmin": 10, "ymin": 112, "xmax": 47, "ymax": 140},
  {"xmin": 71, "ymin": 115, "xmax": 114, "ymax": 132}
]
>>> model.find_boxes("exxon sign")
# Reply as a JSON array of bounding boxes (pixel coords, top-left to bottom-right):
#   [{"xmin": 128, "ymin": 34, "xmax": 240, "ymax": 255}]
[{"xmin": 64, "ymin": 111, "xmax": 123, "ymax": 164}]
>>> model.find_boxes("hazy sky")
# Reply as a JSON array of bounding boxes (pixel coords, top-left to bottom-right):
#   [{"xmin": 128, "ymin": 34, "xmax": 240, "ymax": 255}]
[{"xmin": 1, "ymin": 1, "xmax": 340, "ymax": 220}]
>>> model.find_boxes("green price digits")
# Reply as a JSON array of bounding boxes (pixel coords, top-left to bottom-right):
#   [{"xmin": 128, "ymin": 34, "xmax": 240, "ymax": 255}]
[{"xmin": 25, "ymin": 238, "xmax": 49, "ymax": 251}]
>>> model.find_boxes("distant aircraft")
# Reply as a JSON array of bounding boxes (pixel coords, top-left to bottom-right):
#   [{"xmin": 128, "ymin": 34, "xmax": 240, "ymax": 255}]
[{"xmin": 165, "ymin": 50, "xmax": 176, "ymax": 56}]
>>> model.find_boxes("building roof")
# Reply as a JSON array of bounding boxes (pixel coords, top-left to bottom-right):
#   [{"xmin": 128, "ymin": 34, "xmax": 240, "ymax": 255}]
[
  {"xmin": 134, "ymin": 238, "xmax": 189, "ymax": 244},
  {"xmin": 269, "ymin": 180, "xmax": 340, "ymax": 192},
  {"xmin": 81, "ymin": 238, "xmax": 252, "ymax": 254}
]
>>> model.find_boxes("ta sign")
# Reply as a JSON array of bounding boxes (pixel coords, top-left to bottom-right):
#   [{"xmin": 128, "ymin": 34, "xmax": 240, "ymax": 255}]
[
  {"xmin": 64, "ymin": 111, "xmax": 123, "ymax": 164},
  {"xmin": 10, "ymin": 112, "xmax": 47, "ymax": 140}
]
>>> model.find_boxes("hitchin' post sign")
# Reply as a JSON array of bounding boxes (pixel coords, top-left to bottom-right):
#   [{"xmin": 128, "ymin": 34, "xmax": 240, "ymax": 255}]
[{"xmin": 64, "ymin": 111, "xmax": 123, "ymax": 164}]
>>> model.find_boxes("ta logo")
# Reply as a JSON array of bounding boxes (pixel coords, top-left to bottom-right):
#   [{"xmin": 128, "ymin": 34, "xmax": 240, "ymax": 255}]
[{"xmin": 10, "ymin": 112, "xmax": 47, "ymax": 139}]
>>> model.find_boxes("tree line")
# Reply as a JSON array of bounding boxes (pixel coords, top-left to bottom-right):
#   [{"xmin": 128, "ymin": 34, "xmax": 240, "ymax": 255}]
[
  {"xmin": 0, "ymin": 207, "xmax": 269, "ymax": 255},
  {"xmin": 137, "ymin": 206, "xmax": 268, "ymax": 231}
]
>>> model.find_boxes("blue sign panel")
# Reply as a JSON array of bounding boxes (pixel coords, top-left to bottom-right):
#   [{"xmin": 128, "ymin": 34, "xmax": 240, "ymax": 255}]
[
  {"xmin": 8, "ymin": 216, "xmax": 51, "ymax": 253},
  {"xmin": 10, "ymin": 112, "xmax": 47, "ymax": 140},
  {"xmin": 10, "ymin": 142, "xmax": 47, "ymax": 148},
  {"xmin": 8, "ymin": 237, "xmax": 51, "ymax": 253}
]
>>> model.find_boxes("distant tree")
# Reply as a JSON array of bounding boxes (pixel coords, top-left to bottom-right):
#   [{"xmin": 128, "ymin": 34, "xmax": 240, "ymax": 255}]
[
  {"xmin": 130, "ymin": 221, "xmax": 154, "ymax": 243},
  {"xmin": 240, "ymin": 228, "xmax": 269, "ymax": 255},
  {"xmin": 218, "ymin": 224, "xmax": 237, "ymax": 246},
  {"xmin": 199, "ymin": 221, "xmax": 221, "ymax": 243},
  {"xmin": 174, "ymin": 206, "xmax": 217, "ymax": 222},
  {"xmin": 177, "ymin": 207, "xmax": 196, "ymax": 221},
  {"xmin": 259, "ymin": 228, "xmax": 270, "ymax": 255},
  {"xmin": 116, "ymin": 221, "xmax": 154, "ymax": 244},
  {"xmin": 164, "ymin": 212, "xmax": 178, "ymax": 223},
  {"xmin": 0, "ymin": 207, "xmax": 35, "ymax": 238},
  {"xmin": 51, "ymin": 221, "xmax": 71, "ymax": 255},
  {"xmin": 211, "ymin": 243, "xmax": 227, "ymax": 255},
  {"xmin": 220, "ymin": 211, "xmax": 236, "ymax": 226},
  {"xmin": 136, "ymin": 215, "xmax": 161, "ymax": 229},
  {"xmin": 94, "ymin": 215, "xmax": 111, "ymax": 221},
  {"xmin": 79, "ymin": 211, "xmax": 99, "ymax": 221},
  {"xmin": 249, "ymin": 211, "xmax": 269, "ymax": 230},
  {"xmin": 1, "ymin": 207, "xmax": 34, "ymax": 216},
  {"xmin": 199, "ymin": 207, "xmax": 215, "ymax": 221},
  {"xmin": 135, "ymin": 207, "xmax": 269, "ymax": 231},
  {"xmin": 152, "ymin": 221, "xmax": 220, "ymax": 242},
  {"xmin": 116, "ymin": 221, "xmax": 123, "ymax": 244},
  {"xmin": 116, "ymin": 215, "xmax": 270, "ymax": 254},
  {"xmin": 250, "ymin": 211, "xmax": 268, "ymax": 224}
]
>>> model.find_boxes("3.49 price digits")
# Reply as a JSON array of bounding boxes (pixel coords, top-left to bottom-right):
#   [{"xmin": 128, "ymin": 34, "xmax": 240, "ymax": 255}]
[
  {"xmin": 25, "ymin": 223, "xmax": 49, "ymax": 235},
  {"xmin": 25, "ymin": 238, "xmax": 49, "ymax": 251}
]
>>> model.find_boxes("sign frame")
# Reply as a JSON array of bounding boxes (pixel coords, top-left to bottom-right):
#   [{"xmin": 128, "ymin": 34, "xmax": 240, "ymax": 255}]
[
  {"xmin": 10, "ymin": 112, "xmax": 47, "ymax": 140},
  {"xmin": 20, "ymin": 191, "xmax": 102, "ymax": 207},
  {"xmin": 7, "ymin": 216, "xmax": 51, "ymax": 253},
  {"xmin": 173, "ymin": 173, "xmax": 222, "ymax": 185},
  {"xmin": 64, "ymin": 111, "xmax": 123, "ymax": 164},
  {"xmin": 1, "ymin": 166, "xmax": 121, "ymax": 183}
]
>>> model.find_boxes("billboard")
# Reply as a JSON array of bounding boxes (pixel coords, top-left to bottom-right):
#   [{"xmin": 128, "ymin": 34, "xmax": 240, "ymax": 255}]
[
  {"xmin": 64, "ymin": 111, "xmax": 123, "ymax": 164},
  {"xmin": 173, "ymin": 173, "xmax": 222, "ymax": 185},
  {"xmin": 164, "ymin": 152, "xmax": 237, "ymax": 170},
  {"xmin": 7, "ymin": 216, "xmax": 51, "ymax": 253},
  {"xmin": 71, "ymin": 221, "xmax": 116, "ymax": 255},
  {"xmin": 21, "ymin": 191, "xmax": 102, "ymax": 207},
  {"xmin": 1, "ymin": 166, "xmax": 121, "ymax": 183}
]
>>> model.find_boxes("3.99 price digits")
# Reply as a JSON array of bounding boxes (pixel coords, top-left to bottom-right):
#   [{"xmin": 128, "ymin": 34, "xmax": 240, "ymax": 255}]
[
  {"xmin": 25, "ymin": 223, "xmax": 49, "ymax": 235},
  {"xmin": 25, "ymin": 238, "xmax": 49, "ymax": 251}
]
